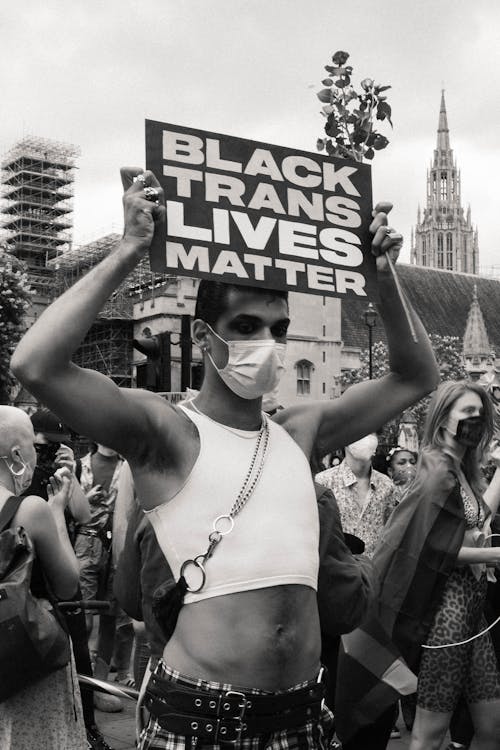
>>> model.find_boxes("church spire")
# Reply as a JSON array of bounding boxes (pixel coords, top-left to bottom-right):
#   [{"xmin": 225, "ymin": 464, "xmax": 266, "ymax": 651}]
[
  {"xmin": 463, "ymin": 285, "xmax": 491, "ymax": 359},
  {"xmin": 437, "ymin": 90, "xmax": 450, "ymax": 152},
  {"xmin": 411, "ymin": 92, "xmax": 479, "ymax": 274}
]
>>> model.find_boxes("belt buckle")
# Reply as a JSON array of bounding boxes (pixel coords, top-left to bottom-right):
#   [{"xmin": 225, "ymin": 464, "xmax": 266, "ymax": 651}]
[{"xmin": 216, "ymin": 690, "xmax": 248, "ymax": 744}]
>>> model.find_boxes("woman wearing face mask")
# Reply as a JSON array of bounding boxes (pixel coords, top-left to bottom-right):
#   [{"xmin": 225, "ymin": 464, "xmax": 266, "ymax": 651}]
[
  {"xmin": 0, "ymin": 406, "xmax": 86, "ymax": 749},
  {"xmin": 406, "ymin": 381, "xmax": 500, "ymax": 750},
  {"xmin": 386, "ymin": 446, "xmax": 417, "ymax": 493},
  {"xmin": 337, "ymin": 382, "xmax": 500, "ymax": 750},
  {"xmin": 336, "ymin": 382, "xmax": 500, "ymax": 750}
]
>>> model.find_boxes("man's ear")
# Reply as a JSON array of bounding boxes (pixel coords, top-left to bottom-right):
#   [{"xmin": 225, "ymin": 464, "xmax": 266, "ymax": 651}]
[{"xmin": 192, "ymin": 319, "xmax": 210, "ymax": 353}]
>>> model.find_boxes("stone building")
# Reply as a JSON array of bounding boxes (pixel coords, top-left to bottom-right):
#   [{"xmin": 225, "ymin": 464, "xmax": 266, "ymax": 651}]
[{"xmin": 411, "ymin": 92, "xmax": 479, "ymax": 274}]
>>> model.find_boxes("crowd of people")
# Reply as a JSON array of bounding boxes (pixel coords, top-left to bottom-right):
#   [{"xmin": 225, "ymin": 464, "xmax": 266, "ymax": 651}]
[{"xmin": 0, "ymin": 168, "xmax": 499, "ymax": 750}]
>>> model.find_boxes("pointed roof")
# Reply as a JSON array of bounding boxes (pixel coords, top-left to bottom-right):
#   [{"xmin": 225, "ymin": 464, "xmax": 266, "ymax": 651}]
[
  {"xmin": 463, "ymin": 284, "xmax": 491, "ymax": 358},
  {"xmin": 437, "ymin": 90, "xmax": 451, "ymax": 152}
]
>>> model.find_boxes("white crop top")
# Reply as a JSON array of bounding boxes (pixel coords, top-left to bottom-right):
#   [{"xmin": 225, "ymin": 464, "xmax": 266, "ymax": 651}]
[{"xmin": 145, "ymin": 403, "xmax": 319, "ymax": 604}]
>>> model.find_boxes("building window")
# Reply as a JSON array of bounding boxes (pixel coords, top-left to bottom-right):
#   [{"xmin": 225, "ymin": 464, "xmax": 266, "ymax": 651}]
[
  {"xmin": 446, "ymin": 233, "xmax": 453, "ymax": 270},
  {"xmin": 422, "ymin": 236, "xmax": 427, "ymax": 265},
  {"xmin": 322, "ymin": 382, "xmax": 326, "ymax": 395},
  {"xmin": 437, "ymin": 233, "xmax": 444, "ymax": 268},
  {"xmin": 432, "ymin": 173, "xmax": 437, "ymax": 199},
  {"xmin": 296, "ymin": 359, "xmax": 313, "ymax": 395},
  {"xmin": 322, "ymin": 351, "xmax": 326, "ymax": 363},
  {"xmin": 440, "ymin": 172, "xmax": 447, "ymax": 200},
  {"xmin": 463, "ymin": 238, "xmax": 468, "ymax": 273},
  {"xmin": 322, "ymin": 324, "xmax": 326, "ymax": 337}
]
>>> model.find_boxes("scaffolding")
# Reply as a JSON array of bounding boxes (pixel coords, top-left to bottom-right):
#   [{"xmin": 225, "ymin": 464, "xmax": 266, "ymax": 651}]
[
  {"xmin": 51, "ymin": 233, "xmax": 178, "ymax": 385},
  {"xmin": 52, "ymin": 233, "xmax": 179, "ymax": 315},
  {"xmin": 74, "ymin": 319, "xmax": 133, "ymax": 387},
  {"xmin": 0, "ymin": 136, "xmax": 80, "ymax": 298}
]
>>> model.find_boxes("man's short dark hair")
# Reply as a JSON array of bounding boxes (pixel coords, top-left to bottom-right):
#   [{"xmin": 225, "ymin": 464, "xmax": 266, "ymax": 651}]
[{"xmin": 195, "ymin": 280, "xmax": 288, "ymax": 328}]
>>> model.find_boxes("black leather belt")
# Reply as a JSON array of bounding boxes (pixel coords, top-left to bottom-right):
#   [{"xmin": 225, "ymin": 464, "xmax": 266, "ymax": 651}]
[
  {"xmin": 145, "ymin": 671, "xmax": 325, "ymax": 743},
  {"xmin": 76, "ymin": 528, "xmax": 112, "ymax": 546}
]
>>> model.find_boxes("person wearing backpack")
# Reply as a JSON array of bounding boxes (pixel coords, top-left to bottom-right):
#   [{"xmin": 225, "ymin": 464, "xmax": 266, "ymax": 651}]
[{"xmin": 0, "ymin": 405, "xmax": 87, "ymax": 749}]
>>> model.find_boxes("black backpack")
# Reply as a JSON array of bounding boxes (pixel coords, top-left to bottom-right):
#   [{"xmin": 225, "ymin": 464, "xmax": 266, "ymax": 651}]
[{"xmin": 0, "ymin": 495, "xmax": 70, "ymax": 701}]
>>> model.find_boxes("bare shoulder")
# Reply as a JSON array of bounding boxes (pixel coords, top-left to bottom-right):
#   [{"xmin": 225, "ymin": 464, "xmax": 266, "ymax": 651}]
[{"xmin": 13, "ymin": 495, "xmax": 52, "ymax": 535}]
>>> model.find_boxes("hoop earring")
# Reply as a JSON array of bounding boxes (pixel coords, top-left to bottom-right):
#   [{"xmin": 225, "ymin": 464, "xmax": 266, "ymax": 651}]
[{"xmin": 8, "ymin": 459, "xmax": 26, "ymax": 477}]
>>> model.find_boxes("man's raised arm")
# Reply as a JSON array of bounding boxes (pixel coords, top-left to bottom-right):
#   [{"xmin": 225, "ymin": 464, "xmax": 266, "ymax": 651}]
[
  {"xmin": 280, "ymin": 203, "xmax": 440, "ymax": 454},
  {"xmin": 11, "ymin": 169, "xmax": 166, "ymax": 455}
]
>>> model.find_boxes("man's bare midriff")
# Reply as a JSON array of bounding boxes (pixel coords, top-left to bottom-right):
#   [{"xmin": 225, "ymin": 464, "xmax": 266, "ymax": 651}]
[{"xmin": 162, "ymin": 585, "xmax": 321, "ymax": 691}]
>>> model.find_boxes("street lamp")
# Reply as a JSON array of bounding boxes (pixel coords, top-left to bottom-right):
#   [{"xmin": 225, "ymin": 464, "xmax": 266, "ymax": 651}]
[{"xmin": 363, "ymin": 303, "xmax": 378, "ymax": 379}]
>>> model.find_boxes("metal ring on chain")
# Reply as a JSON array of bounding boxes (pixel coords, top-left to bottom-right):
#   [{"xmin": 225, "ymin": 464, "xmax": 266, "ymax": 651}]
[
  {"xmin": 180, "ymin": 557, "xmax": 207, "ymax": 593},
  {"xmin": 143, "ymin": 186, "xmax": 160, "ymax": 202},
  {"xmin": 213, "ymin": 514, "xmax": 235, "ymax": 536}
]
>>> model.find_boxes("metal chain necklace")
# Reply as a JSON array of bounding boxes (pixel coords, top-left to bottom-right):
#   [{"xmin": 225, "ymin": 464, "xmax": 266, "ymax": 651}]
[{"xmin": 180, "ymin": 404, "xmax": 270, "ymax": 592}]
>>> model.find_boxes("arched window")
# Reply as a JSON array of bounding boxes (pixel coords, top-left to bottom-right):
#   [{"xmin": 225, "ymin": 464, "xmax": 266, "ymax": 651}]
[
  {"xmin": 437, "ymin": 233, "xmax": 444, "ymax": 268},
  {"xmin": 440, "ymin": 172, "xmax": 447, "ymax": 200},
  {"xmin": 296, "ymin": 359, "xmax": 313, "ymax": 395},
  {"xmin": 422, "ymin": 236, "xmax": 427, "ymax": 265},
  {"xmin": 446, "ymin": 233, "xmax": 453, "ymax": 269}
]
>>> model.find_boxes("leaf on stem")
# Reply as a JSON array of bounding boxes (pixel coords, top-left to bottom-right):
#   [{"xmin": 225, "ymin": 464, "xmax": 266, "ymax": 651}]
[
  {"xmin": 317, "ymin": 88, "xmax": 333, "ymax": 103},
  {"xmin": 373, "ymin": 134, "xmax": 389, "ymax": 150},
  {"xmin": 376, "ymin": 101, "xmax": 393, "ymax": 126}
]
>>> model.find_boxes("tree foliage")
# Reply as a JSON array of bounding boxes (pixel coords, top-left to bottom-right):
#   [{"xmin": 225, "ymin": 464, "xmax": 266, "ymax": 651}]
[
  {"xmin": 0, "ymin": 250, "xmax": 31, "ymax": 404},
  {"xmin": 316, "ymin": 50, "xmax": 393, "ymax": 162},
  {"xmin": 340, "ymin": 334, "xmax": 468, "ymax": 443}
]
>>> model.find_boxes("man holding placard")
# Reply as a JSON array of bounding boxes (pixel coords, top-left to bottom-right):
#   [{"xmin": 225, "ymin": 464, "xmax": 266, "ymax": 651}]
[{"xmin": 12, "ymin": 149, "xmax": 438, "ymax": 748}]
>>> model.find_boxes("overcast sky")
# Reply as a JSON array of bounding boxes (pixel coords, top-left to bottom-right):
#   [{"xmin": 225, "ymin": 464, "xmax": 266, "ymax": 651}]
[{"xmin": 1, "ymin": 0, "xmax": 499, "ymax": 270}]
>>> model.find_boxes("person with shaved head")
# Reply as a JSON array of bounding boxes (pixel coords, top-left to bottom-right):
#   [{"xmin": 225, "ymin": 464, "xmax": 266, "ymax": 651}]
[{"xmin": 0, "ymin": 406, "xmax": 87, "ymax": 749}]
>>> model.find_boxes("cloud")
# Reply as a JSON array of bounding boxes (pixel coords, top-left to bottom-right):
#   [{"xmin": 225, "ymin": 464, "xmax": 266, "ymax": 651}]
[{"xmin": 1, "ymin": 0, "xmax": 499, "ymax": 271}]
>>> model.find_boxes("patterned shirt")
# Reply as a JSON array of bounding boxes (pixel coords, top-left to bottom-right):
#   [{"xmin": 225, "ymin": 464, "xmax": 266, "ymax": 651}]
[
  {"xmin": 315, "ymin": 460, "xmax": 399, "ymax": 558},
  {"xmin": 78, "ymin": 452, "xmax": 123, "ymax": 533}
]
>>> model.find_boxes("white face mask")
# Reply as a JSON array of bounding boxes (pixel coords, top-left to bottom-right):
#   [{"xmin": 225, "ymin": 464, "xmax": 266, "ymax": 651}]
[
  {"xmin": 346, "ymin": 435, "xmax": 378, "ymax": 463},
  {"xmin": 97, "ymin": 445, "xmax": 118, "ymax": 458},
  {"xmin": 206, "ymin": 326, "xmax": 287, "ymax": 400},
  {"xmin": 0, "ymin": 453, "xmax": 33, "ymax": 495}
]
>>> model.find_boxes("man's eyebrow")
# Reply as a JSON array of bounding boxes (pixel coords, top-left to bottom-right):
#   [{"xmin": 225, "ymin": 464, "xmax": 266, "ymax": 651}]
[
  {"xmin": 227, "ymin": 315, "xmax": 291, "ymax": 332},
  {"xmin": 228, "ymin": 314, "xmax": 263, "ymax": 324},
  {"xmin": 271, "ymin": 317, "xmax": 291, "ymax": 328}
]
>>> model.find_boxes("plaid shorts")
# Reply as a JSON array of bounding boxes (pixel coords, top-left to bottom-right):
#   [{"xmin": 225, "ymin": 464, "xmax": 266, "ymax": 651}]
[{"xmin": 138, "ymin": 661, "xmax": 334, "ymax": 750}]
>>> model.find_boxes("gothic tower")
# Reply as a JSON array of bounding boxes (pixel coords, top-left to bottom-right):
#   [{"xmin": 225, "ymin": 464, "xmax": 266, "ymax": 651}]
[
  {"xmin": 463, "ymin": 285, "xmax": 494, "ymax": 379},
  {"xmin": 411, "ymin": 92, "xmax": 479, "ymax": 274}
]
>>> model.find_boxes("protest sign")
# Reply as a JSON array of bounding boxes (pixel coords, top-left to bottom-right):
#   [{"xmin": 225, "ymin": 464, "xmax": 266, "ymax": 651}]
[{"xmin": 145, "ymin": 120, "xmax": 375, "ymax": 299}]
